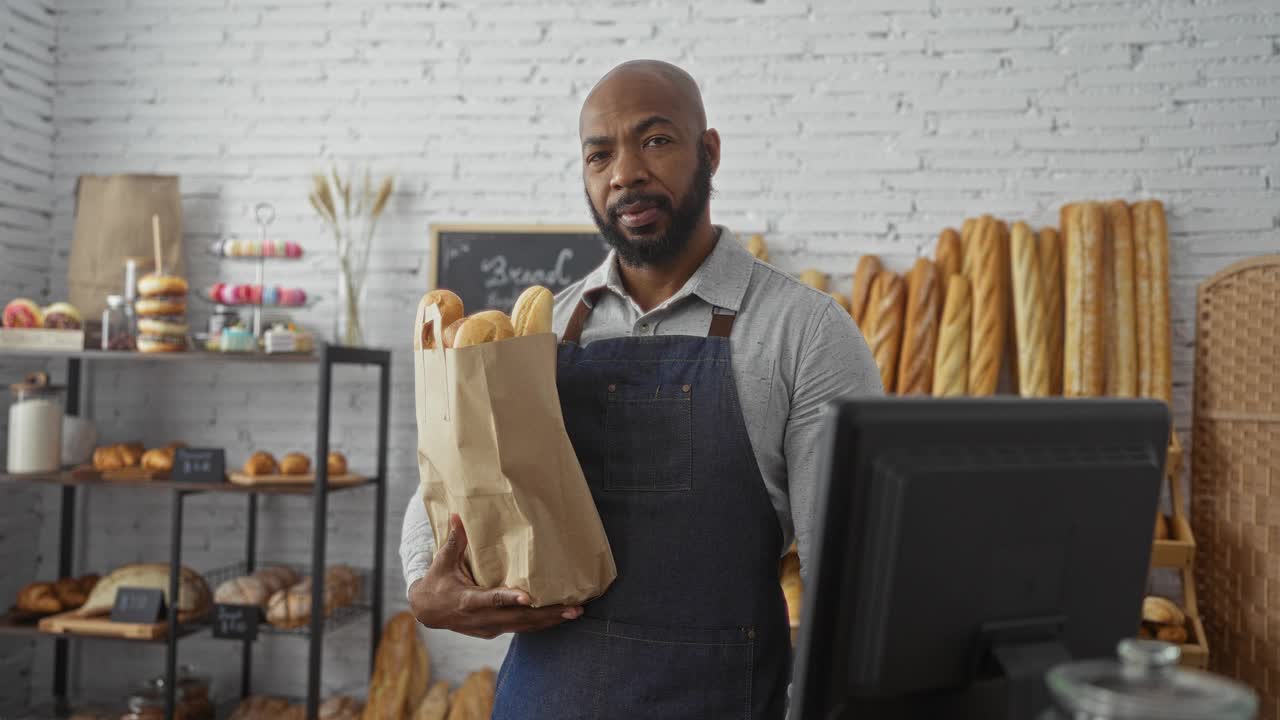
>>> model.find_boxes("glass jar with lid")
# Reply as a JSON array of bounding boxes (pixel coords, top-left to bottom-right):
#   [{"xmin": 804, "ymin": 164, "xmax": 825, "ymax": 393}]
[
  {"xmin": 6, "ymin": 372, "xmax": 64, "ymax": 473},
  {"xmin": 102, "ymin": 295, "xmax": 132, "ymax": 351},
  {"xmin": 1040, "ymin": 639, "xmax": 1257, "ymax": 720},
  {"xmin": 120, "ymin": 686, "xmax": 179, "ymax": 720}
]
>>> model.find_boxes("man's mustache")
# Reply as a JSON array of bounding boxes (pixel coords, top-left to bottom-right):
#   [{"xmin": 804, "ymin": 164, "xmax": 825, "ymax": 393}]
[{"xmin": 607, "ymin": 193, "xmax": 672, "ymax": 223}]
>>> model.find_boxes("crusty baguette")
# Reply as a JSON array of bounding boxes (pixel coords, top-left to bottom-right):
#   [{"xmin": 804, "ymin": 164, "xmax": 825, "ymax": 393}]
[
  {"xmin": 799, "ymin": 269, "xmax": 828, "ymax": 292},
  {"xmin": 865, "ymin": 271, "xmax": 906, "ymax": 393},
  {"xmin": 962, "ymin": 215, "xmax": 993, "ymax": 282},
  {"xmin": 961, "ymin": 217, "xmax": 976, "ymax": 248},
  {"xmin": 932, "ymin": 274, "xmax": 971, "ymax": 397},
  {"xmin": 1133, "ymin": 202, "xmax": 1153, "ymax": 398},
  {"xmin": 967, "ymin": 220, "xmax": 1006, "ymax": 396},
  {"xmin": 1142, "ymin": 200, "xmax": 1172, "ymax": 406},
  {"xmin": 1010, "ymin": 222, "xmax": 1050, "ymax": 397},
  {"xmin": 1064, "ymin": 203, "xmax": 1106, "ymax": 396},
  {"xmin": 998, "ymin": 219, "xmax": 1019, "ymax": 395},
  {"xmin": 1059, "ymin": 203, "xmax": 1077, "ymax": 247},
  {"xmin": 897, "ymin": 258, "xmax": 941, "ymax": 395},
  {"xmin": 851, "ymin": 255, "xmax": 882, "ymax": 329},
  {"xmin": 1104, "ymin": 201, "xmax": 1138, "ymax": 397},
  {"xmin": 1038, "ymin": 227, "xmax": 1064, "ymax": 395},
  {"xmin": 935, "ymin": 228, "xmax": 962, "ymax": 295}
]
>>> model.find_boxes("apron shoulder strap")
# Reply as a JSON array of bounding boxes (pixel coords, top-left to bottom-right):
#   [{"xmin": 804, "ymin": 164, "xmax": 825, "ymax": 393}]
[
  {"xmin": 561, "ymin": 288, "xmax": 602, "ymax": 345},
  {"xmin": 708, "ymin": 307, "xmax": 737, "ymax": 338}
]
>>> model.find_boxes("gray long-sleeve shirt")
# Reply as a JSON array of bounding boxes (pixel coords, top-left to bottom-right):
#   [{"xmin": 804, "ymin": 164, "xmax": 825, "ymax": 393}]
[{"xmin": 400, "ymin": 227, "xmax": 883, "ymax": 593}]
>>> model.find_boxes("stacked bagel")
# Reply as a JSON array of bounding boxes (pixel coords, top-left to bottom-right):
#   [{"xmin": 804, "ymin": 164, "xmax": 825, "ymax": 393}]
[{"xmin": 136, "ymin": 273, "xmax": 189, "ymax": 353}]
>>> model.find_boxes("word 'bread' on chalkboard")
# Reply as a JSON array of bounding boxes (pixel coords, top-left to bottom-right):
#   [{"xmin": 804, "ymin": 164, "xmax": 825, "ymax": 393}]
[
  {"xmin": 173, "ymin": 448, "xmax": 226, "ymax": 484},
  {"xmin": 213, "ymin": 603, "xmax": 260, "ymax": 640},
  {"xmin": 430, "ymin": 224, "xmax": 610, "ymax": 313},
  {"xmin": 111, "ymin": 587, "xmax": 166, "ymax": 623}
]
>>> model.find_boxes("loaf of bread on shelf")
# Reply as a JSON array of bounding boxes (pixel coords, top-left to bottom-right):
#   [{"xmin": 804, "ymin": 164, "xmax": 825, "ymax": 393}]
[
  {"xmin": 961, "ymin": 215, "xmax": 992, "ymax": 282},
  {"xmin": 897, "ymin": 258, "xmax": 940, "ymax": 396},
  {"xmin": 1039, "ymin": 227, "xmax": 1064, "ymax": 395},
  {"xmin": 1104, "ymin": 201, "xmax": 1138, "ymax": 397},
  {"xmin": 16, "ymin": 582, "xmax": 61, "ymax": 613},
  {"xmin": 1010, "ymin": 222, "xmax": 1050, "ymax": 397},
  {"xmin": 446, "ymin": 669, "xmax": 496, "ymax": 720},
  {"xmin": 412, "ymin": 681, "xmax": 451, "ymax": 720},
  {"xmin": 326, "ymin": 565, "xmax": 362, "ymax": 606},
  {"xmin": 53, "ymin": 577, "xmax": 87, "ymax": 609},
  {"xmin": 91, "ymin": 445, "xmax": 125, "ymax": 472},
  {"xmin": 229, "ymin": 695, "xmax": 296, "ymax": 720},
  {"xmin": 243, "ymin": 451, "xmax": 278, "ymax": 476},
  {"xmin": 319, "ymin": 696, "xmax": 364, "ymax": 720},
  {"xmin": 117, "ymin": 442, "xmax": 144, "ymax": 467},
  {"xmin": 967, "ymin": 218, "xmax": 1007, "ymax": 396},
  {"xmin": 265, "ymin": 566, "xmax": 360, "ymax": 629},
  {"xmin": 141, "ymin": 447, "xmax": 175, "ymax": 473},
  {"xmin": 1063, "ymin": 202, "xmax": 1105, "ymax": 397},
  {"xmin": 932, "ymin": 275, "xmax": 971, "ymax": 397},
  {"xmin": 76, "ymin": 563, "xmax": 212, "ymax": 620},
  {"xmin": 1142, "ymin": 595, "xmax": 1185, "ymax": 626},
  {"xmin": 280, "ymin": 452, "xmax": 310, "ymax": 476},
  {"xmin": 327, "ymin": 451, "xmax": 348, "ymax": 476},
  {"xmin": 251, "ymin": 565, "xmax": 300, "ymax": 595},
  {"xmin": 864, "ymin": 271, "xmax": 906, "ymax": 393},
  {"xmin": 850, "ymin": 255, "xmax": 882, "ymax": 329},
  {"xmin": 214, "ymin": 575, "xmax": 270, "ymax": 608},
  {"xmin": 363, "ymin": 611, "xmax": 431, "ymax": 720}
]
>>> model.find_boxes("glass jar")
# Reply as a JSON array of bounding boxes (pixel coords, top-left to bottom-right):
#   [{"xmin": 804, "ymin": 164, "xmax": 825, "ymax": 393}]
[
  {"xmin": 174, "ymin": 666, "xmax": 214, "ymax": 720},
  {"xmin": 102, "ymin": 295, "xmax": 132, "ymax": 351},
  {"xmin": 6, "ymin": 372, "xmax": 64, "ymax": 473},
  {"xmin": 1041, "ymin": 639, "xmax": 1257, "ymax": 720},
  {"xmin": 119, "ymin": 687, "xmax": 179, "ymax": 720}
]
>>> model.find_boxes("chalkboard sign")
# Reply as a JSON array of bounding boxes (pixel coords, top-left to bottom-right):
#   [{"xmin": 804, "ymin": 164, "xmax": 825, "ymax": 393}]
[
  {"xmin": 172, "ymin": 448, "xmax": 226, "ymax": 484},
  {"xmin": 110, "ymin": 587, "xmax": 166, "ymax": 623},
  {"xmin": 212, "ymin": 603, "xmax": 259, "ymax": 640},
  {"xmin": 430, "ymin": 224, "xmax": 610, "ymax": 312}
]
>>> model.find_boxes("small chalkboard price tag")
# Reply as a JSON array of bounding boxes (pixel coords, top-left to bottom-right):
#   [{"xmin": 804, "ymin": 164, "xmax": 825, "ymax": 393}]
[
  {"xmin": 172, "ymin": 448, "xmax": 226, "ymax": 484},
  {"xmin": 212, "ymin": 603, "xmax": 259, "ymax": 640},
  {"xmin": 110, "ymin": 587, "xmax": 166, "ymax": 624}
]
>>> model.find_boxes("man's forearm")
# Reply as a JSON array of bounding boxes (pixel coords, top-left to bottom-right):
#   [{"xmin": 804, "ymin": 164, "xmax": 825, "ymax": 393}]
[{"xmin": 400, "ymin": 486, "xmax": 436, "ymax": 597}]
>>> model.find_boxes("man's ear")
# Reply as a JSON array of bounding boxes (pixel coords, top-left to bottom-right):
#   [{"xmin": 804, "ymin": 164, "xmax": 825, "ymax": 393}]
[{"xmin": 702, "ymin": 129, "xmax": 722, "ymax": 176}]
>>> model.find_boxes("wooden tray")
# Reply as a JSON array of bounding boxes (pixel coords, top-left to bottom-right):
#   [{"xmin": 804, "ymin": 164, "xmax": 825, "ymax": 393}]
[
  {"xmin": 70, "ymin": 466, "xmax": 166, "ymax": 482},
  {"xmin": 1179, "ymin": 566, "xmax": 1209, "ymax": 669},
  {"xmin": 227, "ymin": 472, "xmax": 365, "ymax": 488},
  {"xmin": 37, "ymin": 609, "xmax": 203, "ymax": 640}
]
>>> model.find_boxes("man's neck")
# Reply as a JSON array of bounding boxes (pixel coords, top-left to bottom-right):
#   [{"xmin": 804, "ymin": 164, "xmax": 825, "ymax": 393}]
[{"xmin": 617, "ymin": 220, "xmax": 718, "ymax": 313}]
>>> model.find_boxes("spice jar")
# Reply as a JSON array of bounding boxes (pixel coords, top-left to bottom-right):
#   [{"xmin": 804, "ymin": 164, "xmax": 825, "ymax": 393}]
[
  {"xmin": 173, "ymin": 666, "xmax": 214, "ymax": 720},
  {"xmin": 6, "ymin": 372, "xmax": 64, "ymax": 473},
  {"xmin": 1040, "ymin": 639, "xmax": 1257, "ymax": 720},
  {"xmin": 102, "ymin": 295, "xmax": 132, "ymax": 351}
]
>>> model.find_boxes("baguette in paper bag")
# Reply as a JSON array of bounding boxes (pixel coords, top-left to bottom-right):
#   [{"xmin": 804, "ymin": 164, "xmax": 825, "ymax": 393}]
[{"xmin": 413, "ymin": 292, "xmax": 616, "ymax": 607}]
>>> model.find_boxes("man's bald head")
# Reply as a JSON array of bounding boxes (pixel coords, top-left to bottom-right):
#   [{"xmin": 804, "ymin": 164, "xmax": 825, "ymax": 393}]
[{"xmin": 580, "ymin": 60, "xmax": 707, "ymax": 137}]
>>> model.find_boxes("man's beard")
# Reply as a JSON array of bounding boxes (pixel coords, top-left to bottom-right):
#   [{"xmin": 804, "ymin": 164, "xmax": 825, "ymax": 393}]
[{"xmin": 587, "ymin": 143, "xmax": 714, "ymax": 268}]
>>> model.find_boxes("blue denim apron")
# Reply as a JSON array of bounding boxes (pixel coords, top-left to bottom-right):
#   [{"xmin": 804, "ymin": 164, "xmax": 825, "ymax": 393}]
[{"xmin": 492, "ymin": 290, "xmax": 790, "ymax": 719}]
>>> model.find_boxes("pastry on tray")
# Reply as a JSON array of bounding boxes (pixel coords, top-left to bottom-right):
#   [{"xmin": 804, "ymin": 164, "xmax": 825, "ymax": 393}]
[
  {"xmin": 280, "ymin": 452, "xmax": 310, "ymax": 476},
  {"xmin": 242, "ymin": 451, "xmax": 279, "ymax": 476},
  {"xmin": 327, "ymin": 451, "xmax": 347, "ymax": 476}
]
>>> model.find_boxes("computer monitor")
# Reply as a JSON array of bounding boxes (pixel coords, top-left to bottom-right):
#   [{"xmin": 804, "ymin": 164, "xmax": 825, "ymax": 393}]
[{"xmin": 792, "ymin": 398, "xmax": 1169, "ymax": 720}]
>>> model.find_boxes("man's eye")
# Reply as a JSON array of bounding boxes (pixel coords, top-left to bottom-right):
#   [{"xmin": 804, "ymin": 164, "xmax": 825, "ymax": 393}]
[
  {"xmin": 645, "ymin": 137, "xmax": 670, "ymax": 148},
  {"xmin": 586, "ymin": 152, "xmax": 609, "ymax": 164}
]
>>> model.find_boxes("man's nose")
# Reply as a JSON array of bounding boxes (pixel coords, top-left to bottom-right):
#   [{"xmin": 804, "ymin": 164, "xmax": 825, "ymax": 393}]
[{"xmin": 610, "ymin": 147, "xmax": 649, "ymax": 191}]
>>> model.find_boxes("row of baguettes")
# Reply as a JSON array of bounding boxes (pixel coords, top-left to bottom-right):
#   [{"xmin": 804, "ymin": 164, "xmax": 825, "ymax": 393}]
[{"xmin": 849, "ymin": 200, "xmax": 1171, "ymax": 405}]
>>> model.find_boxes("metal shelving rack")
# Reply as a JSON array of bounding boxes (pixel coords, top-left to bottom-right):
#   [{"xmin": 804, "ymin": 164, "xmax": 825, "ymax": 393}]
[{"xmin": 0, "ymin": 344, "xmax": 391, "ymax": 720}]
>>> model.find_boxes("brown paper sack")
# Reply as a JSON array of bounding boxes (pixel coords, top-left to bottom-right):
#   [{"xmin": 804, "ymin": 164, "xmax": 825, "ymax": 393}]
[
  {"xmin": 68, "ymin": 174, "xmax": 185, "ymax": 318},
  {"xmin": 413, "ymin": 301, "xmax": 616, "ymax": 607}
]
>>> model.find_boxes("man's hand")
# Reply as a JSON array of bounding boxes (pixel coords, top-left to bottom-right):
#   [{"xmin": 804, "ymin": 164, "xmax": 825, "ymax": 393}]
[{"xmin": 408, "ymin": 513, "xmax": 584, "ymax": 639}]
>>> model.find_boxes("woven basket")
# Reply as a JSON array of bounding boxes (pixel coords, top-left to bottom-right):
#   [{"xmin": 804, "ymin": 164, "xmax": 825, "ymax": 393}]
[{"xmin": 1191, "ymin": 255, "xmax": 1280, "ymax": 717}]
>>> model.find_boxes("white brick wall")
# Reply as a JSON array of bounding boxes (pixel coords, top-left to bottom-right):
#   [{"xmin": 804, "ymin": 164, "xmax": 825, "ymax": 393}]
[
  {"xmin": 0, "ymin": 0, "xmax": 56, "ymax": 711},
  {"xmin": 2, "ymin": 0, "xmax": 1278, "ymax": 709}
]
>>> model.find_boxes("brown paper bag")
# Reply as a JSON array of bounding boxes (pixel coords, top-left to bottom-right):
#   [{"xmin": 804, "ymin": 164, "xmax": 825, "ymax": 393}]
[
  {"xmin": 68, "ymin": 174, "xmax": 184, "ymax": 317},
  {"xmin": 413, "ymin": 300, "xmax": 616, "ymax": 607}
]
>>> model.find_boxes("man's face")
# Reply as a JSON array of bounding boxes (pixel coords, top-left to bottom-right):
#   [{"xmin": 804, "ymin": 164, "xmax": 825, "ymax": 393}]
[{"xmin": 580, "ymin": 76, "xmax": 714, "ymax": 267}]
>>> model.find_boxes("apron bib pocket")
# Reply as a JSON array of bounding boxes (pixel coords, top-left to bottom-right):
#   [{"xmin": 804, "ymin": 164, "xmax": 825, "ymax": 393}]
[{"xmin": 605, "ymin": 383, "xmax": 693, "ymax": 492}]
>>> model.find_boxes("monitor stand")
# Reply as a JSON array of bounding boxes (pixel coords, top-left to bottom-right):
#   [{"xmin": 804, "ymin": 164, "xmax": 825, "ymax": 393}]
[{"xmin": 977, "ymin": 616, "xmax": 1070, "ymax": 720}]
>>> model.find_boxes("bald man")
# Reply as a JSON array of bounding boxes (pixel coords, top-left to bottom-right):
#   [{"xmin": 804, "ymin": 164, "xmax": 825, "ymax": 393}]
[{"xmin": 402, "ymin": 60, "xmax": 882, "ymax": 718}]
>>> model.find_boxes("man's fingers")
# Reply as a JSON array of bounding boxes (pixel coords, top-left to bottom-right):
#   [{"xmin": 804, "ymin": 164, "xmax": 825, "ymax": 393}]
[{"xmin": 464, "ymin": 587, "xmax": 532, "ymax": 609}]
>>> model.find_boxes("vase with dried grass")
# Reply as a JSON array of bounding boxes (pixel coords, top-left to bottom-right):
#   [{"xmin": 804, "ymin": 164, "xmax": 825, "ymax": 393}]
[{"xmin": 309, "ymin": 167, "xmax": 394, "ymax": 346}]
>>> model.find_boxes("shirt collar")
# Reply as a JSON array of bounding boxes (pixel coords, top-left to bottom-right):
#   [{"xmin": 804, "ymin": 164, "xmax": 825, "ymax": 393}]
[{"xmin": 579, "ymin": 226, "xmax": 754, "ymax": 313}]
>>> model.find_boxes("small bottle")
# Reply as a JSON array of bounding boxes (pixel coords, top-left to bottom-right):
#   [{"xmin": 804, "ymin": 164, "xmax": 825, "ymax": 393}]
[
  {"xmin": 102, "ymin": 295, "xmax": 132, "ymax": 351},
  {"xmin": 124, "ymin": 258, "xmax": 140, "ymax": 338}
]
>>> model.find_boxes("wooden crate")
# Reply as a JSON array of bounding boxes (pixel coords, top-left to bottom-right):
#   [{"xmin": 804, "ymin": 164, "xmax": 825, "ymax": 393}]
[
  {"xmin": 1179, "ymin": 565, "xmax": 1209, "ymax": 669},
  {"xmin": 1152, "ymin": 434, "xmax": 1195, "ymax": 570}
]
